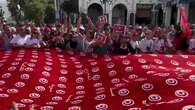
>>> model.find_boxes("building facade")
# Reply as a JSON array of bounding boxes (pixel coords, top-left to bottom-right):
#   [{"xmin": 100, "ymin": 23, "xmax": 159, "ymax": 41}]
[
  {"xmin": 55, "ymin": 0, "xmax": 195, "ymax": 26},
  {"xmin": 79, "ymin": 0, "xmax": 166, "ymax": 26}
]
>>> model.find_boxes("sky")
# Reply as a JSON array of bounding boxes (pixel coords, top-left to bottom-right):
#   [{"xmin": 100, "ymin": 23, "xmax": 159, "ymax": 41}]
[{"xmin": 0, "ymin": 0, "xmax": 11, "ymax": 19}]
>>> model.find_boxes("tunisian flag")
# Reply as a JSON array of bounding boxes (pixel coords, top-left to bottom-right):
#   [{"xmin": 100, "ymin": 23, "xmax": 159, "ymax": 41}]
[
  {"xmin": 1, "ymin": 49, "xmax": 195, "ymax": 110},
  {"xmin": 179, "ymin": 5, "xmax": 192, "ymax": 38}
]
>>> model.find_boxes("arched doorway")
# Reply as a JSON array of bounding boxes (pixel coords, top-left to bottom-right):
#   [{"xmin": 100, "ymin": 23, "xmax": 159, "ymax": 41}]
[
  {"xmin": 157, "ymin": 8, "xmax": 163, "ymax": 26},
  {"xmin": 112, "ymin": 4, "xmax": 127, "ymax": 25},
  {"xmin": 88, "ymin": 3, "xmax": 103, "ymax": 23}
]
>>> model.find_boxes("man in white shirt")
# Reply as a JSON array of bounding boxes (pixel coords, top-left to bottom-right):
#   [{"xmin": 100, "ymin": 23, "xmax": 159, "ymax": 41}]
[
  {"xmin": 139, "ymin": 30, "xmax": 154, "ymax": 53},
  {"xmin": 10, "ymin": 27, "xmax": 31, "ymax": 47}
]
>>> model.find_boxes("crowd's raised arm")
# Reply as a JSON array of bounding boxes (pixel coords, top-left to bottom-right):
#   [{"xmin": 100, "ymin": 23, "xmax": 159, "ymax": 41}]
[{"xmin": 0, "ymin": 16, "xmax": 195, "ymax": 55}]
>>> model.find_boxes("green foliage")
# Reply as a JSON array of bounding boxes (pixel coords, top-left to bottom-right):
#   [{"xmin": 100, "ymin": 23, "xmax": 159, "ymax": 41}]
[
  {"xmin": 24, "ymin": 0, "xmax": 47, "ymax": 25},
  {"xmin": 44, "ymin": 5, "xmax": 56, "ymax": 24},
  {"xmin": 7, "ymin": 0, "xmax": 56, "ymax": 25},
  {"xmin": 7, "ymin": 0, "xmax": 26, "ymax": 23}
]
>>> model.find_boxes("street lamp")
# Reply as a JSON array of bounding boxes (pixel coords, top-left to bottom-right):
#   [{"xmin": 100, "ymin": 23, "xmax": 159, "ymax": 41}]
[{"xmin": 100, "ymin": 0, "xmax": 113, "ymax": 15}]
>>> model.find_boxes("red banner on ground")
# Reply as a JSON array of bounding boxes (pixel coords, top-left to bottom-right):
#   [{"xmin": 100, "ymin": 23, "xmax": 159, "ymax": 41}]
[{"xmin": 0, "ymin": 49, "xmax": 195, "ymax": 110}]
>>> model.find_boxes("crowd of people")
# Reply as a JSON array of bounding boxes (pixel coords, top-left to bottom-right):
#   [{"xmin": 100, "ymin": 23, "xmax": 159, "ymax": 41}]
[{"xmin": 0, "ymin": 16, "xmax": 195, "ymax": 55}]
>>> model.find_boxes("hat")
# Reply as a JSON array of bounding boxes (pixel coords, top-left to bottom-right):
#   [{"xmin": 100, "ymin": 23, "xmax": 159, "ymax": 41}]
[
  {"xmin": 80, "ymin": 25, "xmax": 85, "ymax": 31},
  {"xmin": 138, "ymin": 26, "xmax": 142, "ymax": 29}
]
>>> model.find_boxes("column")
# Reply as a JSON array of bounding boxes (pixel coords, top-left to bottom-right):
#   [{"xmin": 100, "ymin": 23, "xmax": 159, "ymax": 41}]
[
  {"xmin": 108, "ymin": 10, "xmax": 112, "ymax": 25},
  {"xmin": 127, "ymin": 11, "xmax": 131, "ymax": 25}
]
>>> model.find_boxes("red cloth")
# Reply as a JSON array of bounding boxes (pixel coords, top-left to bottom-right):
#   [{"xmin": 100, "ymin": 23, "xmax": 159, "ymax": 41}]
[{"xmin": 0, "ymin": 49, "xmax": 195, "ymax": 110}]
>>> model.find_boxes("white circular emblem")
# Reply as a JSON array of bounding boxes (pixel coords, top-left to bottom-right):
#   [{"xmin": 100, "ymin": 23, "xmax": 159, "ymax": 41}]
[
  {"xmin": 27, "ymin": 63, "xmax": 36, "ymax": 67},
  {"xmin": 96, "ymin": 103, "xmax": 108, "ymax": 110},
  {"xmin": 93, "ymin": 83, "xmax": 103, "ymax": 88},
  {"xmin": 11, "ymin": 62, "xmax": 20, "ymax": 66},
  {"xmin": 45, "ymin": 61, "xmax": 53, "ymax": 66},
  {"xmin": 141, "ymin": 65, "xmax": 150, "ymax": 70},
  {"xmin": 189, "ymin": 75, "xmax": 195, "ymax": 82},
  {"xmin": 122, "ymin": 99, "xmax": 135, "ymax": 107},
  {"xmin": 61, "ymin": 64, "xmax": 68, "ymax": 68},
  {"xmin": 46, "ymin": 102, "xmax": 58, "ymax": 105},
  {"xmin": 128, "ymin": 107, "xmax": 142, "ymax": 110},
  {"xmin": 25, "ymin": 67, "xmax": 34, "ymax": 72},
  {"xmin": 128, "ymin": 74, "xmax": 138, "ymax": 80},
  {"xmin": 142, "ymin": 83, "xmax": 154, "ymax": 91},
  {"xmin": 111, "ymin": 78, "xmax": 120, "ymax": 84},
  {"xmin": 15, "ymin": 82, "xmax": 25, "ymax": 88},
  {"xmin": 40, "ymin": 106, "xmax": 53, "ymax": 110},
  {"xmin": 56, "ymin": 90, "xmax": 66, "ymax": 95},
  {"xmin": 122, "ymin": 59, "xmax": 130, "ymax": 65},
  {"xmin": 76, "ymin": 86, "xmax": 85, "ymax": 90},
  {"xmin": 165, "ymin": 78, "xmax": 178, "ymax": 86},
  {"xmin": 107, "ymin": 62, "xmax": 115, "ymax": 69},
  {"xmin": 148, "ymin": 94, "xmax": 162, "ymax": 102},
  {"xmin": 21, "ymin": 99, "xmax": 34, "ymax": 104},
  {"xmin": 52, "ymin": 96, "xmax": 63, "ymax": 101},
  {"xmin": 95, "ymin": 94, "xmax": 106, "ymax": 101},
  {"xmin": 186, "ymin": 61, "xmax": 195, "ymax": 67},
  {"xmin": 60, "ymin": 69, "xmax": 68, "ymax": 75},
  {"xmin": 42, "ymin": 71, "xmax": 51, "ymax": 77},
  {"xmin": 8, "ymin": 66, "xmax": 17, "ymax": 71},
  {"xmin": 20, "ymin": 74, "xmax": 30, "ymax": 80},
  {"xmin": 92, "ymin": 75, "xmax": 101, "ymax": 81},
  {"xmin": 76, "ymin": 77, "xmax": 84, "ymax": 84},
  {"xmin": 2, "ymin": 73, "xmax": 12, "ymax": 79},
  {"xmin": 39, "ymin": 78, "xmax": 48, "ymax": 84},
  {"xmin": 30, "ymin": 59, "xmax": 37, "ymax": 63},
  {"xmin": 35, "ymin": 86, "xmax": 45, "ymax": 92},
  {"xmin": 180, "ymin": 55, "xmax": 189, "ymax": 59},
  {"xmin": 90, "ymin": 62, "xmax": 97, "ymax": 66},
  {"xmin": 165, "ymin": 55, "xmax": 173, "ymax": 58},
  {"xmin": 175, "ymin": 90, "xmax": 189, "ymax": 98},
  {"xmin": 154, "ymin": 59, "xmax": 163, "ymax": 65},
  {"xmin": 108, "ymin": 70, "xmax": 117, "ymax": 77},
  {"xmin": 92, "ymin": 67, "xmax": 100, "ymax": 73},
  {"xmin": 15, "ymin": 103, "xmax": 26, "ymax": 108},
  {"xmin": 171, "ymin": 60, "xmax": 179, "ymax": 66},
  {"xmin": 118, "ymin": 89, "xmax": 130, "ymax": 96},
  {"xmin": 0, "ymin": 93, "xmax": 9, "ymax": 98},
  {"xmin": 44, "ymin": 66, "xmax": 52, "ymax": 71},
  {"xmin": 29, "ymin": 93, "xmax": 40, "ymax": 98},
  {"xmin": 59, "ymin": 77, "xmax": 67, "ymax": 83},
  {"xmin": 138, "ymin": 58, "xmax": 147, "ymax": 64},
  {"xmin": 76, "ymin": 70, "xmax": 84, "ymax": 76},
  {"xmin": 15, "ymin": 58, "xmax": 22, "ymax": 61},
  {"xmin": 125, "ymin": 67, "xmax": 134, "ymax": 72},
  {"xmin": 75, "ymin": 64, "xmax": 83, "ymax": 69},
  {"xmin": 7, "ymin": 89, "xmax": 19, "ymax": 94},
  {"xmin": 182, "ymin": 105, "xmax": 195, "ymax": 110},
  {"xmin": 68, "ymin": 106, "xmax": 81, "ymax": 110},
  {"xmin": 57, "ymin": 84, "xmax": 66, "ymax": 89},
  {"xmin": 76, "ymin": 91, "xmax": 85, "ymax": 95}
]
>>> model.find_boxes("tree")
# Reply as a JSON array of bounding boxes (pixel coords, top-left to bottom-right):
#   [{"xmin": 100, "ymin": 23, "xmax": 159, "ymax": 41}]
[
  {"xmin": 24, "ymin": 0, "xmax": 48, "ymax": 25},
  {"xmin": 7, "ymin": 0, "xmax": 26, "ymax": 23},
  {"xmin": 44, "ymin": 4, "xmax": 56, "ymax": 24}
]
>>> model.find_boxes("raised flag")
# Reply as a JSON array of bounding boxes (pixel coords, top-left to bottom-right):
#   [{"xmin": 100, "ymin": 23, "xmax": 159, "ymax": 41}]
[
  {"xmin": 179, "ymin": 5, "xmax": 192, "ymax": 38},
  {"xmin": 123, "ymin": 25, "xmax": 129, "ymax": 35},
  {"xmin": 76, "ymin": 16, "xmax": 82, "ymax": 33},
  {"xmin": 98, "ymin": 15, "xmax": 108, "ymax": 25}
]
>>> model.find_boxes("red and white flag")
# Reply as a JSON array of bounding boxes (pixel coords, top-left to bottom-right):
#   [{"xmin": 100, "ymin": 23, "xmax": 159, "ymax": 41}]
[
  {"xmin": 76, "ymin": 16, "xmax": 82, "ymax": 33},
  {"xmin": 123, "ymin": 25, "xmax": 129, "ymax": 35},
  {"xmin": 98, "ymin": 15, "xmax": 108, "ymax": 25},
  {"xmin": 179, "ymin": 5, "xmax": 192, "ymax": 38}
]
